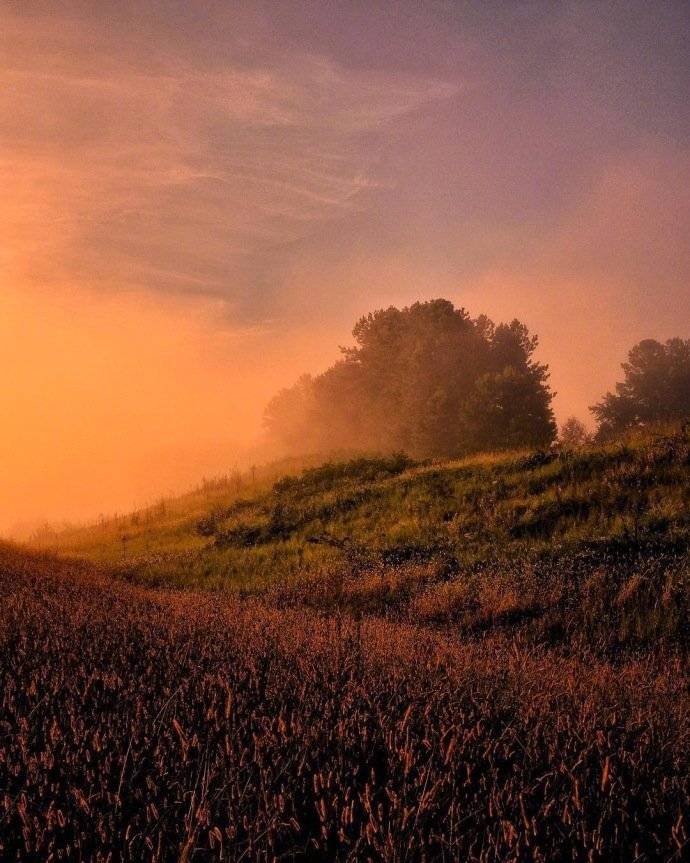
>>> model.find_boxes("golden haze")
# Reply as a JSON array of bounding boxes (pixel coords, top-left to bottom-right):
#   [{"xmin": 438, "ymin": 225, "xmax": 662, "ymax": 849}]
[{"xmin": 0, "ymin": 286, "xmax": 336, "ymax": 532}]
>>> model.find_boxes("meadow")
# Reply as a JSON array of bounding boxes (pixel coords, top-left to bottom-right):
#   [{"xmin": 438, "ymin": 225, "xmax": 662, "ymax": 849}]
[
  {"xmin": 46, "ymin": 426, "xmax": 689, "ymax": 651},
  {"xmin": 1, "ymin": 545, "xmax": 688, "ymax": 861},
  {"xmin": 2, "ymin": 425, "xmax": 688, "ymax": 860}
]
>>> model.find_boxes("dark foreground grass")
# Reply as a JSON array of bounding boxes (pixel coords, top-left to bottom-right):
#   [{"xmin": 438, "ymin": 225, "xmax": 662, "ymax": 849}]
[{"xmin": 1, "ymin": 546, "xmax": 689, "ymax": 862}]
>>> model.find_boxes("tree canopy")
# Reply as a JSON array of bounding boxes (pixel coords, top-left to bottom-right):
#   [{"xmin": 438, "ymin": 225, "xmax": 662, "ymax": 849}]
[
  {"xmin": 559, "ymin": 417, "xmax": 590, "ymax": 449},
  {"xmin": 264, "ymin": 299, "xmax": 556, "ymax": 458},
  {"xmin": 591, "ymin": 338, "xmax": 690, "ymax": 437}
]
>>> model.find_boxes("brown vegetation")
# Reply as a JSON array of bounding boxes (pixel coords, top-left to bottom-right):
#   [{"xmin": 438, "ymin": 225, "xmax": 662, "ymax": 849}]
[{"xmin": 1, "ymin": 545, "xmax": 688, "ymax": 861}]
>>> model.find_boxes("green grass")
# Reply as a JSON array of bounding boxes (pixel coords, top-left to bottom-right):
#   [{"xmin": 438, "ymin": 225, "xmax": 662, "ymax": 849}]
[
  {"xmin": 46, "ymin": 433, "xmax": 689, "ymax": 574},
  {"xmin": 31, "ymin": 454, "xmax": 334, "ymax": 568},
  {"xmin": 32, "ymin": 426, "xmax": 689, "ymax": 652}
]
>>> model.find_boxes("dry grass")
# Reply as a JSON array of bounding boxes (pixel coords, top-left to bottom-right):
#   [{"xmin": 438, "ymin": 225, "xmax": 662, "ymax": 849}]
[{"xmin": 1, "ymin": 545, "xmax": 689, "ymax": 861}]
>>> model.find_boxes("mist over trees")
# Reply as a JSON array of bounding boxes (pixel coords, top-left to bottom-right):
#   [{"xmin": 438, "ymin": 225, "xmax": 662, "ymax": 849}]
[
  {"xmin": 591, "ymin": 338, "xmax": 690, "ymax": 437},
  {"xmin": 559, "ymin": 417, "xmax": 590, "ymax": 449},
  {"xmin": 264, "ymin": 299, "xmax": 556, "ymax": 458}
]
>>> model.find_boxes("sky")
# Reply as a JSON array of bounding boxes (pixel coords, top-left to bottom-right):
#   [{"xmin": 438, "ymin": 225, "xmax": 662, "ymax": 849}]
[{"xmin": 1, "ymin": 0, "xmax": 688, "ymax": 530}]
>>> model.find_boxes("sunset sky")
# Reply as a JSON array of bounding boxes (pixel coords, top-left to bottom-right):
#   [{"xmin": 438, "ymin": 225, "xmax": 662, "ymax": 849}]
[{"xmin": 1, "ymin": 1, "xmax": 688, "ymax": 530}]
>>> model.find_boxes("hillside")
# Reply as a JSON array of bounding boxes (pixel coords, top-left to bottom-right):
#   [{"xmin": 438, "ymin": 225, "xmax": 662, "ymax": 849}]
[
  {"xmin": 39, "ymin": 425, "xmax": 689, "ymax": 651},
  {"xmin": 2, "ymin": 543, "xmax": 689, "ymax": 861},
  {"xmin": 5, "ymin": 428, "xmax": 690, "ymax": 859},
  {"xmin": 31, "ymin": 453, "xmax": 329, "ymax": 567}
]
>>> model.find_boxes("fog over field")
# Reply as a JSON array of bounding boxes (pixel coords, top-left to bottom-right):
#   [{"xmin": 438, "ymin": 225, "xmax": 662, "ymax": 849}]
[
  {"xmin": 2, "ymin": 6, "xmax": 690, "ymax": 861},
  {"xmin": 1, "ymin": 0, "xmax": 688, "ymax": 529}
]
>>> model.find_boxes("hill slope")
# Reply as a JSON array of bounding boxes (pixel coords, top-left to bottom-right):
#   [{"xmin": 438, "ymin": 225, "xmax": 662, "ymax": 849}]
[
  {"xmin": 38, "ymin": 426, "xmax": 689, "ymax": 651},
  {"xmin": 3, "ymin": 543, "xmax": 689, "ymax": 860},
  {"xmin": 5, "ymin": 430, "xmax": 690, "ymax": 858}
]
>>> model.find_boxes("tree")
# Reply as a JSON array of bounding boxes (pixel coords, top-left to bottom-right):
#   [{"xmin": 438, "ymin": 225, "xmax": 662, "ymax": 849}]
[
  {"xmin": 343, "ymin": 300, "xmax": 487, "ymax": 456},
  {"xmin": 559, "ymin": 417, "xmax": 589, "ymax": 448},
  {"xmin": 591, "ymin": 338, "xmax": 690, "ymax": 436},
  {"xmin": 263, "ymin": 374, "xmax": 317, "ymax": 452},
  {"xmin": 264, "ymin": 299, "xmax": 556, "ymax": 457},
  {"xmin": 460, "ymin": 366, "xmax": 556, "ymax": 452}
]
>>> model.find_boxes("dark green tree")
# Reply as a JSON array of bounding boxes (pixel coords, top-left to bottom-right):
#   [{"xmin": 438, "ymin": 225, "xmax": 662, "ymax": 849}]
[
  {"xmin": 591, "ymin": 338, "xmax": 690, "ymax": 437},
  {"xmin": 459, "ymin": 366, "xmax": 556, "ymax": 451},
  {"xmin": 342, "ymin": 300, "xmax": 487, "ymax": 456},
  {"xmin": 264, "ymin": 299, "xmax": 556, "ymax": 457}
]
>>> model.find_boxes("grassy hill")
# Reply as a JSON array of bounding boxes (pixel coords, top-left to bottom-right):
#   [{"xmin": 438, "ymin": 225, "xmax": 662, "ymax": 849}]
[
  {"xmin": 38, "ymin": 425, "xmax": 689, "ymax": 651},
  {"xmin": 5, "ymin": 427, "xmax": 690, "ymax": 859},
  {"xmin": 3, "ymin": 541, "xmax": 689, "ymax": 861},
  {"xmin": 30, "ymin": 453, "xmax": 329, "ymax": 567}
]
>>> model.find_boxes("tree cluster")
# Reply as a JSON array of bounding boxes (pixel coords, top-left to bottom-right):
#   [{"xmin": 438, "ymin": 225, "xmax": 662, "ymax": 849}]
[
  {"xmin": 591, "ymin": 338, "xmax": 690, "ymax": 437},
  {"xmin": 264, "ymin": 299, "xmax": 556, "ymax": 458}
]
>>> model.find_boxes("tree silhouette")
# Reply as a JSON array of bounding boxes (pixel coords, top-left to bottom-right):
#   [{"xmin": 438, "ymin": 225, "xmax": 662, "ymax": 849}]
[
  {"xmin": 591, "ymin": 338, "xmax": 690, "ymax": 437},
  {"xmin": 560, "ymin": 417, "xmax": 589, "ymax": 448},
  {"xmin": 265, "ymin": 299, "xmax": 556, "ymax": 457}
]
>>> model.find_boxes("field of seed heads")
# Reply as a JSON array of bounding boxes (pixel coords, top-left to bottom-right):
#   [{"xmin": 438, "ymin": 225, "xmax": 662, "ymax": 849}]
[{"xmin": 1, "ymin": 549, "xmax": 689, "ymax": 862}]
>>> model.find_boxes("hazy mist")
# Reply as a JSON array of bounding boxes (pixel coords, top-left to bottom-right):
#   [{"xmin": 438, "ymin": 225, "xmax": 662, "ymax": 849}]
[{"xmin": 1, "ymin": 1, "xmax": 688, "ymax": 530}]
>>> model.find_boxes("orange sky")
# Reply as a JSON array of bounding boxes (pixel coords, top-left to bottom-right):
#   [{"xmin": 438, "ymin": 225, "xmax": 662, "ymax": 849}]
[
  {"xmin": 1, "ymin": 1, "xmax": 688, "ymax": 531},
  {"xmin": 0, "ymin": 286, "xmax": 337, "ymax": 530}
]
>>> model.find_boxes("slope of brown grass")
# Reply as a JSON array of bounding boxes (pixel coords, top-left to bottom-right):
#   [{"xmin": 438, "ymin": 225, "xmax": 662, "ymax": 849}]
[{"xmin": 1, "ymin": 545, "xmax": 688, "ymax": 861}]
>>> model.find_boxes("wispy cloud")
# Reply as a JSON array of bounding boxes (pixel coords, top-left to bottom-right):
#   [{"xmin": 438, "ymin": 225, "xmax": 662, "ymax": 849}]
[{"xmin": 1, "ymin": 13, "xmax": 454, "ymax": 314}]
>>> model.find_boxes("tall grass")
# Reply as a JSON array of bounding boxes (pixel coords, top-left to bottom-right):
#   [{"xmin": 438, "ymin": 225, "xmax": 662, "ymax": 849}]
[
  {"xmin": 31, "ymin": 425, "xmax": 690, "ymax": 649},
  {"xmin": 1, "ymin": 547, "xmax": 688, "ymax": 861}
]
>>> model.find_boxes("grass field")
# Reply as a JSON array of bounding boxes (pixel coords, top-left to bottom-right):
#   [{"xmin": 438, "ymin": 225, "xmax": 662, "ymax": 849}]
[
  {"xmin": 1, "ymin": 544, "xmax": 688, "ymax": 861},
  {"xmin": 4, "ymin": 425, "xmax": 688, "ymax": 859},
  {"xmin": 40, "ymin": 426, "xmax": 690, "ymax": 652}
]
